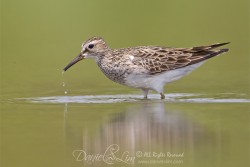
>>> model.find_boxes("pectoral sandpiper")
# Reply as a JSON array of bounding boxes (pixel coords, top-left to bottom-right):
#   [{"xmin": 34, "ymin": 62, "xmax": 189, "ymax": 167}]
[{"xmin": 63, "ymin": 37, "xmax": 229, "ymax": 99}]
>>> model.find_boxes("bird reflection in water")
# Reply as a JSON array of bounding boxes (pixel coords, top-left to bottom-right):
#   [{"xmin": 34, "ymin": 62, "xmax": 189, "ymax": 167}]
[{"xmin": 66, "ymin": 102, "xmax": 219, "ymax": 166}]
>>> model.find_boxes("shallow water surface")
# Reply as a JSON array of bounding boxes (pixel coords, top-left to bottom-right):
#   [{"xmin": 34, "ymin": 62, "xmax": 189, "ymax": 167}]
[
  {"xmin": 18, "ymin": 93, "xmax": 250, "ymax": 104},
  {"xmin": 1, "ymin": 93, "xmax": 249, "ymax": 167}
]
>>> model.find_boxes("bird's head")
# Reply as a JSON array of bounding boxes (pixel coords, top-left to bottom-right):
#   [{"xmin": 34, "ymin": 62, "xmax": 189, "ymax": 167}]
[{"xmin": 63, "ymin": 37, "xmax": 109, "ymax": 71}]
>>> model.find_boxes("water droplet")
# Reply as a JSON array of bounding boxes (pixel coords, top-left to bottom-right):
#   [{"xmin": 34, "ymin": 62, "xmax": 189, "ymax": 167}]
[{"xmin": 62, "ymin": 71, "xmax": 68, "ymax": 95}]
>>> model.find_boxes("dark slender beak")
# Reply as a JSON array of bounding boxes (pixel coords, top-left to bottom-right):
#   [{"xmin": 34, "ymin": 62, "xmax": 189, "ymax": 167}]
[{"xmin": 63, "ymin": 53, "xmax": 84, "ymax": 71}]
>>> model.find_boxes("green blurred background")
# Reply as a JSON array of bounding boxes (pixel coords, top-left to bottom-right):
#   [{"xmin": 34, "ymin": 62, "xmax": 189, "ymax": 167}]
[{"xmin": 1, "ymin": 0, "xmax": 249, "ymax": 98}]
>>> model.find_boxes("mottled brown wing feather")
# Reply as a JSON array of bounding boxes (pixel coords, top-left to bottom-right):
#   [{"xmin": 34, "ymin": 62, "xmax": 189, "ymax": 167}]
[{"xmin": 130, "ymin": 43, "xmax": 229, "ymax": 74}]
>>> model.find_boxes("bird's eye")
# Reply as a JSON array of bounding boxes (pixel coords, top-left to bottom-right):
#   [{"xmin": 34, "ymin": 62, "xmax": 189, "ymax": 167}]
[{"xmin": 88, "ymin": 44, "xmax": 94, "ymax": 49}]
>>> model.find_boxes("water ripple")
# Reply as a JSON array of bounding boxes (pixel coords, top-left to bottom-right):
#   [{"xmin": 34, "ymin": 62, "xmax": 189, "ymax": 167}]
[{"xmin": 17, "ymin": 93, "xmax": 250, "ymax": 104}]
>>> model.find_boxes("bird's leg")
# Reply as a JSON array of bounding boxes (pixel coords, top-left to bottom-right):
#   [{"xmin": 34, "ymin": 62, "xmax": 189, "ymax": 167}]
[
  {"xmin": 160, "ymin": 92, "xmax": 165, "ymax": 99},
  {"xmin": 142, "ymin": 89, "xmax": 149, "ymax": 99}
]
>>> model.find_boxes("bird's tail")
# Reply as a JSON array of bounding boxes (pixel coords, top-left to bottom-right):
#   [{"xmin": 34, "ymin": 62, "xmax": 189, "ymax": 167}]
[
  {"xmin": 191, "ymin": 42, "xmax": 230, "ymax": 52},
  {"xmin": 185, "ymin": 42, "xmax": 230, "ymax": 66}
]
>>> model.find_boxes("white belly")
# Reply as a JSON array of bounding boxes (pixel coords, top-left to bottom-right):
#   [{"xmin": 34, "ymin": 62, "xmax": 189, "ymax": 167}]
[{"xmin": 125, "ymin": 62, "xmax": 204, "ymax": 92}]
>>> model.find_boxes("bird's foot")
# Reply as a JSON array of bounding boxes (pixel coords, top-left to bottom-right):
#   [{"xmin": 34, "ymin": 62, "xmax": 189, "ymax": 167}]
[
  {"xmin": 160, "ymin": 93, "xmax": 165, "ymax": 99},
  {"xmin": 142, "ymin": 89, "xmax": 149, "ymax": 100}
]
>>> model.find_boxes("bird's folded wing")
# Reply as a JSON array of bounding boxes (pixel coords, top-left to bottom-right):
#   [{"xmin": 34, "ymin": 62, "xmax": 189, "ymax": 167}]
[{"xmin": 129, "ymin": 43, "xmax": 229, "ymax": 74}]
